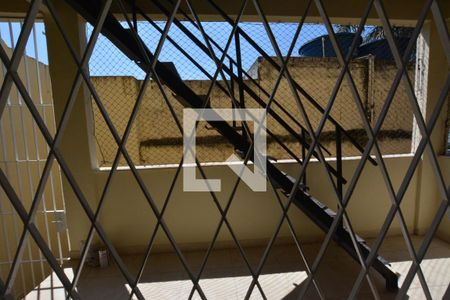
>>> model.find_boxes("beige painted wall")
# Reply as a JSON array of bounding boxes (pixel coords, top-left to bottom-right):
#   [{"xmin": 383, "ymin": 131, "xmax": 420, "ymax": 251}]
[
  {"xmin": 413, "ymin": 20, "xmax": 450, "ymax": 242},
  {"xmin": 437, "ymin": 156, "xmax": 450, "ymax": 242},
  {"xmin": 43, "ymin": 0, "xmax": 100, "ymax": 262},
  {"xmin": 88, "ymin": 156, "xmax": 419, "ymax": 255},
  {"xmin": 92, "ymin": 57, "xmax": 415, "ymax": 168}
]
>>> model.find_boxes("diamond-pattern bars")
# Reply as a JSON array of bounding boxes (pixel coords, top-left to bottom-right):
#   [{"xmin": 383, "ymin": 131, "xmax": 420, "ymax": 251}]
[
  {"xmin": 68, "ymin": 0, "xmax": 186, "ymax": 296},
  {"xmin": 0, "ymin": 0, "xmax": 449, "ymax": 299},
  {"xmin": 0, "ymin": 1, "xmax": 148, "ymax": 299},
  {"xmin": 179, "ymin": 1, "xmax": 273, "ymax": 298},
  {"xmin": 120, "ymin": 1, "xmax": 271, "ymax": 296},
  {"xmin": 346, "ymin": 1, "xmax": 450, "ymax": 298},
  {"xmin": 297, "ymin": 0, "xmax": 449, "ymax": 298},
  {"xmin": 285, "ymin": 1, "xmax": 392, "ymax": 298},
  {"xmin": 0, "ymin": 0, "xmax": 152, "ymax": 298},
  {"xmin": 305, "ymin": 0, "xmax": 435, "ymax": 298},
  {"xmin": 2, "ymin": 0, "xmax": 113, "ymax": 295},
  {"xmin": 63, "ymin": 0, "xmax": 356, "ymax": 298},
  {"xmin": 378, "ymin": 2, "xmax": 450, "ymax": 297},
  {"xmin": 0, "ymin": 0, "xmax": 42, "ymax": 117},
  {"xmin": 373, "ymin": 0, "xmax": 449, "ymax": 295},
  {"xmin": 120, "ymin": 1, "xmax": 264, "ymax": 298},
  {"xmin": 152, "ymin": 1, "xmax": 282, "ymax": 297},
  {"xmin": 45, "ymin": 1, "xmax": 211, "ymax": 298},
  {"xmin": 0, "ymin": 2, "xmax": 84, "ymax": 297},
  {"xmin": 83, "ymin": 0, "xmax": 396, "ymax": 296},
  {"xmin": 66, "ymin": 0, "xmax": 183, "ymax": 294},
  {"xmin": 0, "ymin": 0, "xmax": 348, "ymax": 298},
  {"xmin": 237, "ymin": 2, "xmax": 331, "ymax": 298},
  {"xmin": 144, "ymin": 0, "xmax": 344, "ymax": 173},
  {"xmin": 375, "ymin": 0, "xmax": 448, "ymax": 201},
  {"xmin": 180, "ymin": 1, "xmax": 330, "ymax": 298},
  {"xmin": 157, "ymin": 0, "xmax": 334, "ymax": 162},
  {"xmin": 249, "ymin": 0, "xmax": 384, "ymax": 297},
  {"xmin": 184, "ymin": 1, "xmax": 338, "ymax": 298},
  {"xmin": 53, "ymin": 0, "xmax": 153, "ymax": 298},
  {"xmin": 240, "ymin": 1, "xmax": 368, "ymax": 298},
  {"xmin": 78, "ymin": 0, "xmax": 277, "ymax": 297},
  {"xmin": 349, "ymin": 7, "xmax": 444, "ymax": 297},
  {"xmin": 205, "ymin": 0, "xmax": 378, "ymax": 166},
  {"xmin": 0, "ymin": 169, "xmax": 79, "ymax": 299}
]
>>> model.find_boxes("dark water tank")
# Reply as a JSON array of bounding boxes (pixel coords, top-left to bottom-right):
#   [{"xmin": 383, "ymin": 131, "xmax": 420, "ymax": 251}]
[
  {"xmin": 298, "ymin": 32, "xmax": 362, "ymax": 58},
  {"xmin": 357, "ymin": 37, "xmax": 413, "ymax": 61}
]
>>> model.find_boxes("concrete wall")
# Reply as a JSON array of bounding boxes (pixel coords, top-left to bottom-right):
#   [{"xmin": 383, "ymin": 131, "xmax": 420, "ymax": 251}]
[
  {"xmin": 91, "ymin": 77, "xmax": 240, "ymax": 166},
  {"xmin": 257, "ymin": 56, "xmax": 415, "ymax": 155},
  {"xmin": 92, "ymin": 57, "xmax": 415, "ymax": 168}
]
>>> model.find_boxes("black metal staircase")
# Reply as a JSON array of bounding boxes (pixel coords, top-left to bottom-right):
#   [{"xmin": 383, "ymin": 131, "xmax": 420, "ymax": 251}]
[{"xmin": 64, "ymin": 0, "xmax": 398, "ymax": 291}]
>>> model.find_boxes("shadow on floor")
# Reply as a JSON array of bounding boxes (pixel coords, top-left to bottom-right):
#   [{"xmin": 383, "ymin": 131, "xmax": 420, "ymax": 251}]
[{"xmin": 26, "ymin": 235, "xmax": 450, "ymax": 299}]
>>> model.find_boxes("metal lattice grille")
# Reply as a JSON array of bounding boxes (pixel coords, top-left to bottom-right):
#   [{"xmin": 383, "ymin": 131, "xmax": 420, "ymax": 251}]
[
  {"xmin": 0, "ymin": 16, "xmax": 71, "ymax": 298},
  {"xmin": 0, "ymin": 0, "xmax": 449, "ymax": 299}
]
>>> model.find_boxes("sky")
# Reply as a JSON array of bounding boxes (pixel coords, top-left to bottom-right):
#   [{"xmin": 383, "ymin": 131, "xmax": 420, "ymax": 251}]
[
  {"xmin": 0, "ymin": 19, "xmax": 302, "ymax": 79},
  {"xmin": 0, "ymin": 19, "xmax": 371, "ymax": 81},
  {"xmin": 0, "ymin": 20, "xmax": 48, "ymax": 65},
  {"xmin": 86, "ymin": 21, "xmax": 331, "ymax": 80}
]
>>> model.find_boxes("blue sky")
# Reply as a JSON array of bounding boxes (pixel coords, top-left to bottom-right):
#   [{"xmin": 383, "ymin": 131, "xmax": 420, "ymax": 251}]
[
  {"xmin": 0, "ymin": 21, "xmax": 48, "ymax": 65},
  {"xmin": 87, "ymin": 21, "xmax": 330, "ymax": 80},
  {"xmin": 0, "ymin": 20, "xmax": 371, "ymax": 81},
  {"xmin": 0, "ymin": 19, "xmax": 328, "ymax": 80}
]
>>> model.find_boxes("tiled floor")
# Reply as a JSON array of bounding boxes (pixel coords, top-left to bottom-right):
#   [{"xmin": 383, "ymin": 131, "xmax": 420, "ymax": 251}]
[{"xmin": 26, "ymin": 236, "xmax": 450, "ymax": 299}]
